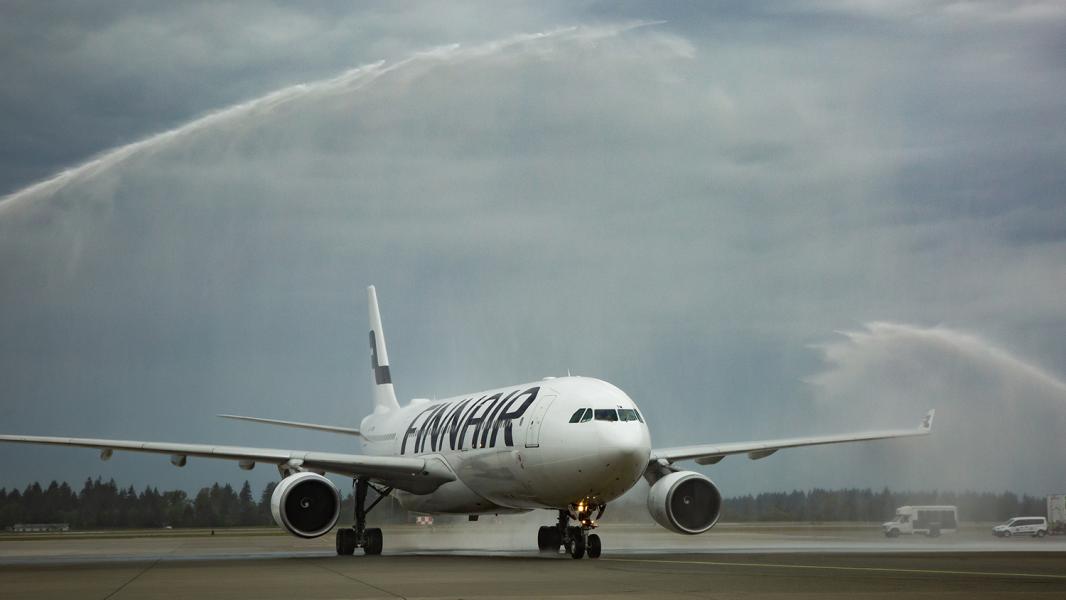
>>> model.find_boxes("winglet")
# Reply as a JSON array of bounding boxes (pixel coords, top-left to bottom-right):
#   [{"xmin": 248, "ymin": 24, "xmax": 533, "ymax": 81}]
[
  {"xmin": 920, "ymin": 409, "xmax": 935, "ymax": 432},
  {"xmin": 368, "ymin": 286, "xmax": 401, "ymax": 413}
]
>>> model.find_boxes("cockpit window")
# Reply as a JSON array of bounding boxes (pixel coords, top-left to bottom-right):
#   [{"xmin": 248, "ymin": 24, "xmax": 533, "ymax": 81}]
[
  {"xmin": 618, "ymin": 409, "xmax": 642, "ymax": 422},
  {"xmin": 570, "ymin": 408, "xmax": 594, "ymax": 423},
  {"xmin": 594, "ymin": 409, "xmax": 618, "ymax": 422}
]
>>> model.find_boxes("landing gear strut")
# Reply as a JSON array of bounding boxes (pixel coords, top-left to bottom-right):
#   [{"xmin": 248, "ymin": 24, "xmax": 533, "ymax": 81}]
[
  {"xmin": 336, "ymin": 478, "xmax": 392, "ymax": 556},
  {"xmin": 537, "ymin": 503, "xmax": 604, "ymax": 559}
]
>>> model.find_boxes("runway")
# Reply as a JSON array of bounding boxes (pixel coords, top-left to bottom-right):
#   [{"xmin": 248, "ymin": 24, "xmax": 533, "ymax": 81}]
[{"xmin": 3, "ymin": 524, "xmax": 1065, "ymax": 599}]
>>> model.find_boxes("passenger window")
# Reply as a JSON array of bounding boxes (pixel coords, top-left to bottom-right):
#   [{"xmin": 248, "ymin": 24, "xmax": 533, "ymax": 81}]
[
  {"xmin": 579, "ymin": 408, "xmax": 592, "ymax": 423},
  {"xmin": 569, "ymin": 409, "xmax": 584, "ymax": 423},
  {"xmin": 594, "ymin": 409, "xmax": 618, "ymax": 422}
]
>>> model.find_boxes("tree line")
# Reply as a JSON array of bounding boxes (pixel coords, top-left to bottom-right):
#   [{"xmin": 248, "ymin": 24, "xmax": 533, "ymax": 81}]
[
  {"xmin": 0, "ymin": 478, "xmax": 406, "ymax": 529},
  {"xmin": 0, "ymin": 479, "xmax": 1050, "ymax": 529},
  {"xmin": 0, "ymin": 479, "xmax": 271, "ymax": 529}
]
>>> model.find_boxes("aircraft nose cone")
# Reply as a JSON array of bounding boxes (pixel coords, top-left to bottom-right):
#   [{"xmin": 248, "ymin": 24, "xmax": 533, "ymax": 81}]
[{"xmin": 599, "ymin": 424, "xmax": 650, "ymax": 482}]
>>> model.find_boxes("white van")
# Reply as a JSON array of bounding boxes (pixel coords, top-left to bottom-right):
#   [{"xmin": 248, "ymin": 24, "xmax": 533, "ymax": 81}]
[
  {"xmin": 993, "ymin": 517, "xmax": 1048, "ymax": 538},
  {"xmin": 883, "ymin": 505, "xmax": 958, "ymax": 537}
]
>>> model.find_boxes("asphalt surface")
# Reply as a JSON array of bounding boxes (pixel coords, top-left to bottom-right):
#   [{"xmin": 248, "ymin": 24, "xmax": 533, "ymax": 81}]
[{"xmin": 2, "ymin": 525, "xmax": 1065, "ymax": 599}]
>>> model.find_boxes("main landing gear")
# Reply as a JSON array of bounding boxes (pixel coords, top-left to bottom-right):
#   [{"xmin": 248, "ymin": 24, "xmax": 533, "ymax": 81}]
[
  {"xmin": 336, "ymin": 478, "xmax": 392, "ymax": 556},
  {"xmin": 537, "ymin": 503, "xmax": 604, "ymax": 559}
]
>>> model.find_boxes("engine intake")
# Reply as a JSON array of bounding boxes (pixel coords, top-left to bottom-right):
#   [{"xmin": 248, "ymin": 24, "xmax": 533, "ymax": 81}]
[
  {"xmin": 647, "ymin": 471, "xmax": 722, "ymax": 534},
  {"xmin": 270, "ymin": 472, "xmax": 341, "ymax": 538}
]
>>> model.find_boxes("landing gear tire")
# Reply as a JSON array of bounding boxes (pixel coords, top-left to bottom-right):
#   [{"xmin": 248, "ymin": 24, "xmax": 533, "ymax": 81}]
[
  {"xmin": 336, "ymin": 528, "xmax": 356, "ymax": 556},
  {"xmin": 587, "ymin": 534, "xmax": 601, "ymax": 559},
  {"xmin": 537, "ymin": 526, "xmax": 556, "ymax": 552},
  {"xmin": 364, "ymin": 528, "xmax": 383, "ymax": 555},
  {"xmin": 538, "ymin": 526, "xmax": 562, "ymax": 552},
  {"xmin": 570, "ymin": 534, "xmax": 586, "ymax": 559},
  {"xmin": 567, "ymin": 526, "xmax": 582, "ymax": 544}
]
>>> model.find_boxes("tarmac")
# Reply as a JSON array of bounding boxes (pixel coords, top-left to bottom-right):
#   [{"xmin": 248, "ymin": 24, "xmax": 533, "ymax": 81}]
[{"xmin": 2, "ymin": 523, "xmax": 1065, "ymax": 599}]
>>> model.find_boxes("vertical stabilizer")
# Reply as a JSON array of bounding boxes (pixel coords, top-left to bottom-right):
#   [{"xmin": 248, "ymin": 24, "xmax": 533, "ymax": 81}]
[{"xmin": 368, "ymin": 286, "xmax": 400, "ymax": 413}]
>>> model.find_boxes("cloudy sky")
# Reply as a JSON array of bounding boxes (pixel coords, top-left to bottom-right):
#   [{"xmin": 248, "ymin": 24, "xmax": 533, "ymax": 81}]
[{"xmin": 1, "ymin": 1, "xmax": 1065, "ymax": 499}]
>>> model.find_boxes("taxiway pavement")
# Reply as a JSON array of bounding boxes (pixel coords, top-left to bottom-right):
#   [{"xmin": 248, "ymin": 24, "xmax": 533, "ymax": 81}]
[{"xmin": 2, "ymin": 524, "xmax": 1065, "ymax": 599}]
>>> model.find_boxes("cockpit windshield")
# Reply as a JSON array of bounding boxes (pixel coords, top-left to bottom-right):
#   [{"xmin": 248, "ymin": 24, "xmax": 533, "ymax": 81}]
[
  {"xmin": 570, "ymin": 407, "xmax": 642, "ymax": 423},
  {"xmin": 593, "ymin": 409, "xmax": 618, "ymax": 422}
]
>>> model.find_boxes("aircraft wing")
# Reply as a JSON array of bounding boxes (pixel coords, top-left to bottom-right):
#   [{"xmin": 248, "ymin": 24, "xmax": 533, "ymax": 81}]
[
  {"xmin": 650, "ymin": 409, "xmax": 934, "ymax": 466},
  {"xmin": 0, "ymin": 434, "xmax": 454, "ymax": 494},
  {"xmin": 217, "ymin": 414, "xmax": 364, "ymax": 437}
]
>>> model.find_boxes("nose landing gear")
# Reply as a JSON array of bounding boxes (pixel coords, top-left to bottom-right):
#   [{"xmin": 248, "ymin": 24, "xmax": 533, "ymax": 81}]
[
  {"xmin": 336, "ymin": 478, "xmax": 392, "ymax": 556},
  {"xmin": 537, "ymin": 503, "xmax": 604, "ymax": 559}
]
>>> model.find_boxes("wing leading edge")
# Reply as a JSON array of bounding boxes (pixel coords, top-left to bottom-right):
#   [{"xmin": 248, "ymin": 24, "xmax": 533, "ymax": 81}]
[
  {"xmin": 651, "ymin": 409, "xmax": 935, "ymax": 466},
  {"xmin": 0, "ymin": 434, "xmax": 453, "ymax": 494}
]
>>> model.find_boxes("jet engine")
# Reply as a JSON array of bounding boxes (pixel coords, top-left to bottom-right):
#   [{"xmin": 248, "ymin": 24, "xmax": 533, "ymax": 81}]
[
  {"xmin": 270, "ymin": 472, "xmax": 341, "ymax": 538},
  {"xmin": 647, "ymin": 471, "xmax": 722, "ymax": 534}
]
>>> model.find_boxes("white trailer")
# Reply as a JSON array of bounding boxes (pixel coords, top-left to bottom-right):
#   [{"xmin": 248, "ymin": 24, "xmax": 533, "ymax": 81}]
[
  {"xmin": 882, "ymin": 505, "xmax": 958, "ymax": 537},
  {"xmin": 1048, "ymin": 495, "xmax": 1066, "ymax": 535}
]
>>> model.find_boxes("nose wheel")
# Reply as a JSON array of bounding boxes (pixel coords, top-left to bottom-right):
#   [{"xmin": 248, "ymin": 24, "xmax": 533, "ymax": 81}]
[
  {"xmin": 538, "ymin": 504, "xmax": 604, "ymax": 559},
  {"xmin": 587, "ymin": 532, "xmax": 601, "ymax": 558}
]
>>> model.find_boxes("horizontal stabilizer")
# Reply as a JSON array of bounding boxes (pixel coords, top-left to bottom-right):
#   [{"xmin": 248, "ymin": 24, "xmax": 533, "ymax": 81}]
[{"xmin": 218, "ymin": 414, "xmax": 363, "ymax": 438}]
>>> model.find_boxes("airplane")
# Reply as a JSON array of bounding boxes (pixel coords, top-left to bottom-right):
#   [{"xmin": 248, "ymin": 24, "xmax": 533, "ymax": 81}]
[{"xmin": 0, "ymin": 286, "xmax": 935, "ymax": 559}]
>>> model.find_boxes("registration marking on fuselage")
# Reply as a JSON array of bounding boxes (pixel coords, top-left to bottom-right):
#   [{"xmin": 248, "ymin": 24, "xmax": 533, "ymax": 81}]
[{"xmin": 603, "ymin": 557, "xmax": 1066, "ymax": 580}]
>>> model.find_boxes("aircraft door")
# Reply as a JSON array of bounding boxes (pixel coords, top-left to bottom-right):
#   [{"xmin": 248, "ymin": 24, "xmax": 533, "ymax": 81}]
[{"xmin": 524, "ymin": 393, "xmax": 557, "ymax": 448}]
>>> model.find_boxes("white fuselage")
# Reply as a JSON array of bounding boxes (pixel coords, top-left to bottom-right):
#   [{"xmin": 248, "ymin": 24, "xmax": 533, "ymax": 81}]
[{"xmin": 358, "ymin": 376, "xmax": 651, "ymax": 514}]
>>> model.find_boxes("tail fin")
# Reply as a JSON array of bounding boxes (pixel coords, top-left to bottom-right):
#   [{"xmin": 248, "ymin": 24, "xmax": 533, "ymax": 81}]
[{"xmin": 368, "ymin": 285, "xmax": 400, "ymax": 413}]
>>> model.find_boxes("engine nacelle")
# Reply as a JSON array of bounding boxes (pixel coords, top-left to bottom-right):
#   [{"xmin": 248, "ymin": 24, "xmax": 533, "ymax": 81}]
[
  {"xmin": 270, "ymin": 472, "xmax": 341, "ymax": 539},
  {"xmin": 647, "ymin": 471, "xmax": 722, "ymax": 534}
]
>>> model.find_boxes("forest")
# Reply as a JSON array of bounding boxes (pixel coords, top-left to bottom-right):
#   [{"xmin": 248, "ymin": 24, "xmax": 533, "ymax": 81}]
[{"xmin": 0, "ymin": 478, "xmax": 1048, "ymax": 529}]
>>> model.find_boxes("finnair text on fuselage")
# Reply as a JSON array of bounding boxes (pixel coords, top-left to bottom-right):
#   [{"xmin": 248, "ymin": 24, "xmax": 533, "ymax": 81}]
[{"xmin": 400, "ymin": 386, "xmax": 539, "ymax": 454}]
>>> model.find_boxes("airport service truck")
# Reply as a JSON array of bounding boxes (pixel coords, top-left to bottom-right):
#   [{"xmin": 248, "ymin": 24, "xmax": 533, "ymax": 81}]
[
  {"xmin": 882, "ymin": 505, "xmax": 958, "ymax": 537},
  {"xmin": 1048, "ymin": 495, "xmax": 1066, "ymax": 535}
]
